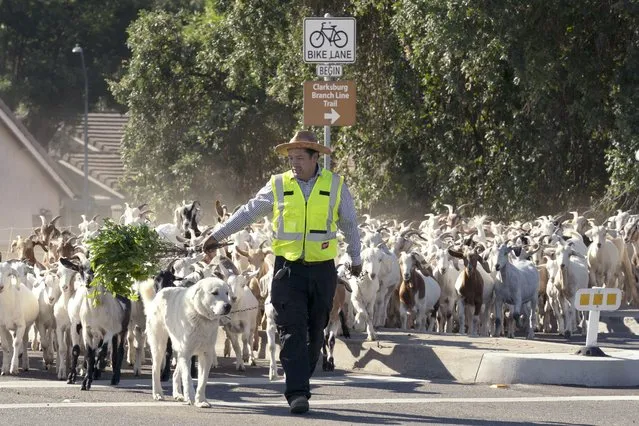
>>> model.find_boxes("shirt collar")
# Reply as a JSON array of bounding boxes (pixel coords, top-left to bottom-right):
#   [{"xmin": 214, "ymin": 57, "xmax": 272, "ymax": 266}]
[{"xmin": 295, "ymin": 164, "xmax": 322, "ymax": 183}]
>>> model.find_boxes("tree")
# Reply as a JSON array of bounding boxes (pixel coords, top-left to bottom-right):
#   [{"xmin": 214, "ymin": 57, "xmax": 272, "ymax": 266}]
[
  {"xmin": 0, "ymin": 0, "xmax": 203, "ymax": 143},
  {"xmin": 110, "ymin": 0, "xmax": 639, "ymax": 220}
]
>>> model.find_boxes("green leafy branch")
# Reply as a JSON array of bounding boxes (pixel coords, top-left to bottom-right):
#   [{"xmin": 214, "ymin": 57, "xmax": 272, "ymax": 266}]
[{"xmin": 86, "ymin": 219, "xmax": 185, "ymax": 300}]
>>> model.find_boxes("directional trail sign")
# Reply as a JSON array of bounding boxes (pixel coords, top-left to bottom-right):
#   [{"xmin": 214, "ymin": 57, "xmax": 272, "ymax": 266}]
[
  {"xmin": 304, "ymin": 17, "xmax": 356, "ymax": 64},
  {"xmin": 303, "ymin": 80, "xmax": 356, "ymax": 126}
]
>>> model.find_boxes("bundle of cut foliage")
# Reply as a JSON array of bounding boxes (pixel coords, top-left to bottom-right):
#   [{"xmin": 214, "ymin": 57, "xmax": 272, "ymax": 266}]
[{"xmin": 86, "ymin": 219, "xmax": 186, "ymax": 300}]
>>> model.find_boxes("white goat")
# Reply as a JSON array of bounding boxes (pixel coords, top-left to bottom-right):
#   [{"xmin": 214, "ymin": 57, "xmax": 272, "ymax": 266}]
[
  {"xmin": 432, "ymin": 248, "xmax": 460, "ymax": 333},
  {"xmin": 372, "ymin": 245, "xmax": 402, "ymax": 328},
  {"xmin": 222, "ymin": 273, "xmax": 259, "ymax": 371},
  {"xmin": 32, "ymin": 271, "xmax": 60, "ymax": 370},
  {"xmin": 586, "ymin": 225, "xmax": 620, "ymax": 288},
  {"xmin": 493, "ymin": 244, "xmax": 539, "ymax": 339},
  {"xmin": 546, "ymin": 242, "xmax": 589, "ymax": 337},
  {"xmin": 349, "ymin": 246, "xmax": 381, "ymax": 341},
  {"xmin": 0, "ymin": 262, "xmax": 39, "ymax": 375},
  {"xmin": 127, "ymin": 281, "xmax": 147, "ymax": 377}
]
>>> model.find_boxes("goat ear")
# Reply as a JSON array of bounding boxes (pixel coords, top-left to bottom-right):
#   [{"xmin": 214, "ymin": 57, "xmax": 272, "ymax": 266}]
[{"xmin": 59, "ymin": 257, "xmax": 81, "ymax": 272}]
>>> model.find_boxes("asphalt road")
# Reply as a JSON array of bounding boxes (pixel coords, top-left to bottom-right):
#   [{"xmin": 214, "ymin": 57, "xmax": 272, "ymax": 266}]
[{"xmin": 1, "ymin": 352, "xmax": 638, "ymax": 426}]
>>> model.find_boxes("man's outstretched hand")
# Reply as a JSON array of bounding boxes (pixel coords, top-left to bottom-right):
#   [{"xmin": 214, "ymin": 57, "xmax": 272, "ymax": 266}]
[
  {"xmin": 202, "ymin": 234, "xmax": 219, "ymax": 253},
  {"xmin": 349, "ymin": 263, "xmax": 362, "ymax": 277}
]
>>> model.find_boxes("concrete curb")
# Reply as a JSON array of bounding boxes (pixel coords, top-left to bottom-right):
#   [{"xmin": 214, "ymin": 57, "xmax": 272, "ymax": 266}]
[
  {"xmin": 329, "ymin": 330, "xmax": 639, "ymax": 387},
  {"xmin": 474, "ymin": 349, "xmax": 639, "ymax": 387}
]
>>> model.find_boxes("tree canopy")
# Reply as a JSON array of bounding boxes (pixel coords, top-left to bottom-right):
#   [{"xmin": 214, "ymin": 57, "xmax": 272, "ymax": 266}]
[{"xmin": 3, "ymin": 1, "xmax": 639, "ymax": 220}]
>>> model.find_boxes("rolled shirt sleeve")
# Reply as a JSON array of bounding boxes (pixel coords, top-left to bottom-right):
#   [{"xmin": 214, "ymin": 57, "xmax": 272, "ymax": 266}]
[
  {"xmin": 212, "ymin": 182, "xmax": 274, "ymax": 241},
  {"xmin": 336, "ymin": 183, "xmax": 362, "ymax": 265}
]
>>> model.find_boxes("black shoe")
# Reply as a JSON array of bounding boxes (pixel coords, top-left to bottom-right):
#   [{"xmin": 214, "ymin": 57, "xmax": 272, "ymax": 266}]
[{"xmin": 289, "ymin": 396, "xmax": 309, "ymax": 414}]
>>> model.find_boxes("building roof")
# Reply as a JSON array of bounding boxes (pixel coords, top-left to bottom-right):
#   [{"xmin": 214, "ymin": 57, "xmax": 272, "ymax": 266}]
[
  {"xmin": 0, "ymin": 97, "xmax": 76, "ymax": 198},
  {"xmin": 52, "ymin": 113, "xmax": 128, "ymax": 201}
]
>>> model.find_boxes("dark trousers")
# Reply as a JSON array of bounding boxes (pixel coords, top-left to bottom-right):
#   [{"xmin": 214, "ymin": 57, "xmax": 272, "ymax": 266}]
[{"xmin": 271, "ymin": 256, "xmax": 337, "ymax": 401}]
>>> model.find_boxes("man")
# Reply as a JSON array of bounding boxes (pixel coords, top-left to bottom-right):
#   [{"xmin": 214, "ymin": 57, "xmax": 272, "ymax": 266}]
[{"xmin": 203, "ymin": 130, "xmax": 362, "ymax": 414}]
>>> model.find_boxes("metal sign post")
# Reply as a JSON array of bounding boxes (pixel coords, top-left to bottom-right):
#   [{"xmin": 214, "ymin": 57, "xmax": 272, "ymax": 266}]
[
  {"xmin": 324, "ymin": 69, "xmax": 331, "ymax": 169},
  {"xmin": 574, "ymin": 287, "xmax": 622, "ymax": 356},
  {"xmin": 303, "ymin": 13, "xmax": 357, "ymax": 170}
]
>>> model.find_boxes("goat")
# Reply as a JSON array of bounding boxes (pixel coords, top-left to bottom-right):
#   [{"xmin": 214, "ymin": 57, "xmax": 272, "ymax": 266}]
[
  {"xmin": 32, "ymin": 271, "xmax": 60, "ymax": 370},
  {"xmin": 449, "ymin": 248, "xmax": 485, "ymax": 336},
  {"xmin": 0, "ymin": 261, "xmax": 39, "ymax": 375},
  {"xmin": 321, "ymin": 272, "xmax": 351, "ymax": 372},
  {"xmin": 372, "ymin": 245, "xmax": 402, "ymax": 329},
  {"xmin": 398, "ymin": 251, "xmax": 440, "ymax": 331},
  {"xmin": 61, "ymin": 256, "xmax": 131, "ymax": 390},
  {"xmin": 222, "ymin": 273, "xmax": 259, "ymax": 371},
  {"xmin": 432, "ymin": 248, "xmax": 460, "ymax": 333},
  {"xmin": 349, "ymin": 246, "xmax": 381, "ymax": 341},
  {"xmin": 546, "ymin": 242, "xmax": 590, "ymax": 337},
  {"xmin": 494, "ymin": 244, "xmax": 540, "ymax": 339},
  {"xmin": 585, "ymin": 225, "xmax": 620, "ymax": 288},
  {"xmin": 10, "ymin": 234, "xmax": 45, "ymax": 268},
  {"xmin": 174, "ymin": 201, "xmax": 202, "ymax": 239}
]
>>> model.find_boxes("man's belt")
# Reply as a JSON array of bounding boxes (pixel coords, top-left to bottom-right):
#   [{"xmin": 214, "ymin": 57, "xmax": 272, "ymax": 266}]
[{"xmin": 291, "ymin": 258, "xmax": 332, "ymax": 266}]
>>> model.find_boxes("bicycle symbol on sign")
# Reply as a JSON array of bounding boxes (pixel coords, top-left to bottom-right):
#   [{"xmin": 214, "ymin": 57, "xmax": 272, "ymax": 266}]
[{"xmin": 309, "ymin": 22, "xmax": 348, "ymax": 48}]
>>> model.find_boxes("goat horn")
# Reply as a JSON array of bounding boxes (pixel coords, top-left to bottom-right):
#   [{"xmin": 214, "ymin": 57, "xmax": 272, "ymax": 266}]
[
  {"xmin": 455, "ymin": 202, "xmax": 473, "ymax": 213},
  {"xmin": 137, "ymin": 203, "xmax": 148, "ymax": 211},
  {"xmin": 235, "ymin": 247, "xmax": 250, "ymax": 258},
  {"xmin": 215, "ymin": 200, "xmax": 225, "ymax": 218},
  {"xmin": 400, "ymin": 228, "xmax": 414, "ymax": 237},
  {"xmin": 463, "ymin": 230, "xmax": 477, "ymax": 246},
  {"xmin": 71, "ymin": 252, "xmax": 88, "ymax": 264},
  {"xmin": 167, "ymin": 257, "xmax": 180, "ymax": 272},
  {"xmin": 73, "ymin": 246, "xmax": 88, "ymax": 255},
  {"xmin": 50, "ymin": 215, "xmax": 62, "ymax": 225},
  {"xmin": 553, "ymin": 212, "xmax": 570, "ymax": 225},
  {"xmin": 91, "ymin": 214, "xmax": 100, "ymax": 222},
  {"xmin": 259, "ymin": 240, "xmax": 268, "ymax": 250}
]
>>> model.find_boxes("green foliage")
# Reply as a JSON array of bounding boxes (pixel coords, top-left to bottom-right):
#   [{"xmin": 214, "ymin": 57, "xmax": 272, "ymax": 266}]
[
  {"xmin": 4, "ymin": 1, "xmax": 639, "ymax": 220},
  {"xmin": 86, "ymin": 219, "xmax": 168, "ymax": 300},
  {"xmin": 0, "ymin": 0, "xmax": 205, "ymax": 143}
]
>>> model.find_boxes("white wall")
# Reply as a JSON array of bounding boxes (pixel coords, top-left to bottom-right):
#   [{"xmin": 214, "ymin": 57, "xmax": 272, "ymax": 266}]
[{"xmin": 0, "ymin": 121, "xmax": 63, "ymax": 260}]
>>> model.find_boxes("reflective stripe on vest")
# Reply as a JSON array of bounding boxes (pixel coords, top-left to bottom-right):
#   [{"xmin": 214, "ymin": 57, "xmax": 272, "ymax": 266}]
[{"xmin": 271, "ymin": 169, "xmax": 343, "ymax": 261}]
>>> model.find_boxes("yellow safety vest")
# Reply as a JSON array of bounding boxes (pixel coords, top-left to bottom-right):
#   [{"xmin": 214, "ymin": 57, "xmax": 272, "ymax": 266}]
[{"xmin": 271, "ymin": 169, "xmax": 344, "ymax": 262}]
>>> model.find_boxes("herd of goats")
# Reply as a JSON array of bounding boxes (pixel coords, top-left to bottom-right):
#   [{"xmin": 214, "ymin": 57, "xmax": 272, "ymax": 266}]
[{"xmin": 1, "ymin": 200, "xmax": 639, "ymax": 398}]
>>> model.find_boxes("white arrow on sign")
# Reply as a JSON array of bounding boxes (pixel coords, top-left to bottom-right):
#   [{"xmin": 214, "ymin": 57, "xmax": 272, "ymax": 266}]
[{"xmin": 324, "ymin": 108, "xmax": 340, "ymax": 124}]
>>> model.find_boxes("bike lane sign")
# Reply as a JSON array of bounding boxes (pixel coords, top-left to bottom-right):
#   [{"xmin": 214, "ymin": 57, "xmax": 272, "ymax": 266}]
[{"xmin": 304, "ymin": 17, "xmax": 356, "ymax": 64}]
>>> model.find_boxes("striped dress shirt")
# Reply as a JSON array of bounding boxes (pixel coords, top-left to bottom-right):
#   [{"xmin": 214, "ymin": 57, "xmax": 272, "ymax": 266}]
[{"xmin": 212, "ymin": 166, "xmax": 362, "ymax": 265}]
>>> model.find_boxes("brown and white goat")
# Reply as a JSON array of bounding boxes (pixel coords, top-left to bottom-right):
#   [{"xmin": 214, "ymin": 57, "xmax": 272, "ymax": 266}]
[
  {"xmin": 322, "ymin": 275, "xmax": 352, "ymax": 371},
  {"xmin": 449, "ymin": 248, "xmax": 484, "ymax": 336},
  {"xmin": 398, "ymin": 251, "xmax": 440, "ymax": 332},
  {"xmin": 10, "ymin": 234, "xmax": 45, "ymax": 268}
]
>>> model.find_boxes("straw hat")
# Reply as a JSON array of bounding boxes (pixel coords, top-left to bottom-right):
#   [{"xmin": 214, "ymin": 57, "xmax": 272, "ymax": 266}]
[{"xmin": 274, "ymin": 130, "xmax": 332, "ymax": 156}]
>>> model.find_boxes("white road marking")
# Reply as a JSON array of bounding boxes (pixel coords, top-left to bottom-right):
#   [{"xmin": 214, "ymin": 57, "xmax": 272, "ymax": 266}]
[
  {"xmin": 0, "ymin": 395, "xmax": 638, "ymax": 410},
  {"xmin": 0, "ymin": 374, "xmax": 429, "ymax": 389}
]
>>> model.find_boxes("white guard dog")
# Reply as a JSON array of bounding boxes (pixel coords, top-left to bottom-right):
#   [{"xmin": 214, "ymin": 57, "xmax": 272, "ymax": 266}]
[{"xmin": 140, "ymin": 276, "xmax": 232, "ymax": 407}]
